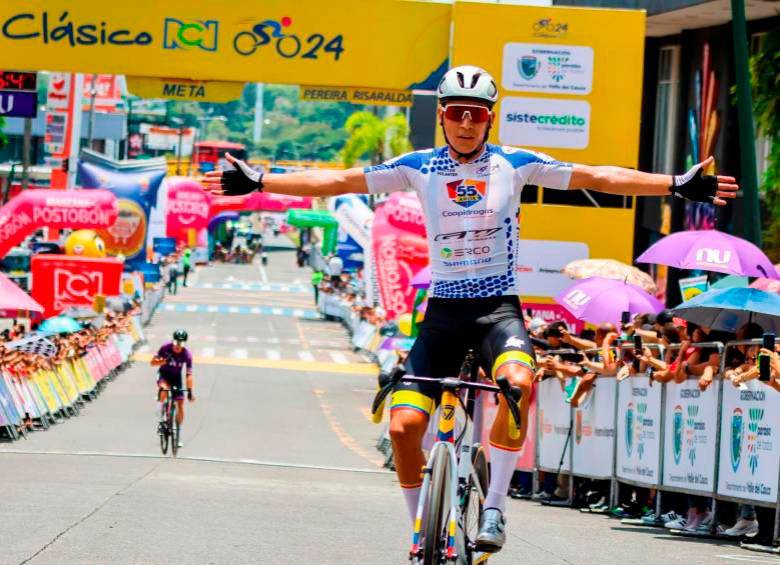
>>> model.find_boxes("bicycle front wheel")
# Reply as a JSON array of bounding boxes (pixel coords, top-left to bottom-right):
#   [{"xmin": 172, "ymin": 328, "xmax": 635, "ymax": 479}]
[
  {"xmin": 159, "ymin": 420, "xmax": 169, "ymax": 455},
  {"xmin": 171, "ymin": 405, "xmax": 179, "ymax": 458},
  {"xmin": 461, "ymin": 443, "xmax": 490, "ymax": 564},
  {"xmin": 422, "ymin": 446, "xmax": 451, "ymax": 565}
]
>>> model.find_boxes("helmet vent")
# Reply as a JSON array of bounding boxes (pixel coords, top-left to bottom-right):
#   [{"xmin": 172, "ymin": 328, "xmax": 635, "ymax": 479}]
[
  {"xmin": 456, "ymin": 72, "xmax": 465, "ymax": 88},
  {"xmin": 469, "ymin": 73, "xmax": 481, "ymax": 89}
]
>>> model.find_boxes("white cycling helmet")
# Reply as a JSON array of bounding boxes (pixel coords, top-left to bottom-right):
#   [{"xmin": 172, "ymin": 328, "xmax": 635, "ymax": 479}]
[{"xmin": 437, "ymin": 65, "xmax": 498, "ymax": 108}]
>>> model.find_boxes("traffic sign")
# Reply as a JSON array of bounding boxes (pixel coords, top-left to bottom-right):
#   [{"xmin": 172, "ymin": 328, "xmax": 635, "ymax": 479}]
[{"xmin": 0, "ymin": 89, "xmax": 37, "ymax": 118}]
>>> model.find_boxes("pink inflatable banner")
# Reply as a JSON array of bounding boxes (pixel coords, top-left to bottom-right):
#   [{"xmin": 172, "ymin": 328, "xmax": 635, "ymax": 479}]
[
  {"xmin": 210, "ymin": 192, "xmax": 313, "ymax": 216},
  {"xmin": 0, "ymin": 189, "xmax": 118, "ymax": 258},
  {"xmin": 372, "ymin": 193, "xmax": 428, "ymax": 320},
  {"xmin": 166, "ymin": 178, "xmax": 213, "ymax": 237}
]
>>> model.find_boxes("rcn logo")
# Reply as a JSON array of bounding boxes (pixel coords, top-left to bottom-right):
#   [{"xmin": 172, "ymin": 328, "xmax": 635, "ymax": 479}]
[
  {"xmin": 54, "ymin": 269, "xmax": 104, "ymax": 310},
  {"xmin": 163, "ymin": 18, "xmax": 219, "ymax": 52},
  {"xmin": 695, "ymin": 247, "xmax": 732, "ymax": 266},
  {"xmin": 446, "ymin": 179, "xmax": 486, "ymax": 209},
  {"xmin": 563, "ymin": 288, "xmax": 591, "ymax": 308}
]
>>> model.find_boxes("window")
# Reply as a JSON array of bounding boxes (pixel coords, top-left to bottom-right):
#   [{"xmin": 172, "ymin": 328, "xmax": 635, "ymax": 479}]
[{"xmin": 652, "ymin": 46, "xmax": 680, "ymax": 174}]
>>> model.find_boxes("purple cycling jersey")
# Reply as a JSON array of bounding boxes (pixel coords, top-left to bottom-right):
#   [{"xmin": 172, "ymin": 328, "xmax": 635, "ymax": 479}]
[{"xmin": 156, "ymin": 342, "xmax": 193, "ymax": 382}]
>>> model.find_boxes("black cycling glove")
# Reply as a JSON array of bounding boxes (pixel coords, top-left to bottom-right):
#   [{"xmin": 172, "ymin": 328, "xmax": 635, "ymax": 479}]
[
  {"xmin": 221, "ymin": 158, "xmax": 264, "ymax": 196},
  {"xmin": 669, "ymin": 163, "xmax": 718, "ymax": 203}
]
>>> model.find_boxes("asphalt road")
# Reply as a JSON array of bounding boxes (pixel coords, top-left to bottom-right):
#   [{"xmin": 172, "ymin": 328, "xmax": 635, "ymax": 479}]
[{"xmin": 1, "ymin": 249, "xmax": 777, "ymax": 564}]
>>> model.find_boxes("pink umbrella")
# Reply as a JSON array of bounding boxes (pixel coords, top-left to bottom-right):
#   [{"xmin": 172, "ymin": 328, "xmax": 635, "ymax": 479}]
[
  {"xmin": 636, "ymin": 230, "xmax": 780, "ymax": 279},
  {"xmin": 555, "ymin": 277, "xmax": 664, "ymax": 326},
  {"xmin": 750, "ymin": 264, "xmax": 780, "ymax": 293},
  {"xmin": 0, "ymin": 272, "xmax": 44, "ymax": 314}
]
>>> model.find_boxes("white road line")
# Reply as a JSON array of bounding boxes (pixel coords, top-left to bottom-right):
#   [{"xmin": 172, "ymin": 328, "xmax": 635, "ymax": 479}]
[
  {"xmin": 298, "ymin": 351, "xmax": 315, "ymax": 362},
  {"xmin": 330, "ymin": 352, "xmax": 349, "ymax": 364},
  {"xmin": 265, "ymin": 349, "xmax": 281, "ymax": 361},
  {"xmin": 207, "ymin": 305, "xmax": 219, "ymax": 313},
  {"xmin": 259, "ymin": 264, "xmax": 269, "ymax": 283},
  {"xmin": 186, "ymin": 304, "xmax": 198, "ymax": 312},
  {"xmin": 267, "ymin": 337, "xmax": 280, "ymax": 344},
  {"xmin": 200, "ymin": 347, "xmax": 215, "ymax": 358},
  {"xmin": 271, "ymin": 308, "xmax": 283, "ymax": 316},
  {"xmin": 250, "ymin": 307, "xmax": 262, "ymax": 315},
  {"xmin": 228, "ymin": 306, "xmax": 240, "ymax": 314},
  {"xmin": 224, "ymin": 336, "xmax": 239, "ymax": 342},
  {"xmin": 246, "ymin": 336, "xmax": 259, "ymax": 343},
  {"xmin": 0, "ymin": 449, "xmax": 389, "ymax": 474},
  {"xmin": 203, "ymin": 335, "xmax": 217, "ymax": 342},
  {"xmin": 292, "ymin": 308, "xmax": 305, "ymax": 317},
  {"xmin": 231, "ymin": 348, "xmax": 249, "ymax": 359}
]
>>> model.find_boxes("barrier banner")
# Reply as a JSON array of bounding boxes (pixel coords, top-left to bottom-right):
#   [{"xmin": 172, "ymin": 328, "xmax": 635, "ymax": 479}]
[
  {"xmin": 0, "ymin": 189, "xmax": 117, "ymax": 258},
  {"xmin": 31, "ymin": 255, "xmax": 123, "ymax": 318},
  {"xmin": 662, "ymin": 379, "xmax": 719, "ymax": 493},
  {"xmin": 717, "ymin": 380, "xmax": 780, "ymax": 504},
  {"xmin": 537, "ymin": 377, "xmax": 572, "ymax": 472},
  {"xmin": 34, "ymin": 372, "xmax": 60, "ymax": 413},
  {"xmin": 78, "ymin": 161, "xmax": 166, "ymax": 267},
  {"xmin": 572, "ymin": 377, "xmax": 615, "ymax": 478},
  {"xmin": 616, "ymin": 376, "xmax": 662, "ymax": 485},
  {"xmin": 481, "ymin": 388, "xmax": 536, "ymax": 471},
  {"xmin": 0, "ymin": 373, "xmax": 21, "ymax": 424}
]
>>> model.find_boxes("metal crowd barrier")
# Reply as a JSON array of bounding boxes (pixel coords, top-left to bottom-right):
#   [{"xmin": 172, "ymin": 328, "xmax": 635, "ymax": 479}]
[
  {"xmin": 0, "ymin": 315, "xmax": 149, "ymax": 442},
  {"xmin": 532, "ymin": 339, "xmax": 780, "ymax": 542}
]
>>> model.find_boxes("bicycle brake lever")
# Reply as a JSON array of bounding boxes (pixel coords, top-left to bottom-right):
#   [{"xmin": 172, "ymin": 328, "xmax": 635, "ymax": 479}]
[
  {"xmin": 495, "ymin": 376, "xmax": 522, "ymax": 431},
  {"xmin": 372, "ymin": 367, "xmax": 404, "ymax": 414}
]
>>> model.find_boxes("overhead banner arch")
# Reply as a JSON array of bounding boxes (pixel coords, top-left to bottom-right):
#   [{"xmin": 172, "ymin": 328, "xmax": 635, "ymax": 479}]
[
  {"xmin": 0, "ymin": 189, "xmax": 117, "ymax": 258},
  {"xmin": 0, "ymin": 0, "xmax": 450, "ymax": 90}
]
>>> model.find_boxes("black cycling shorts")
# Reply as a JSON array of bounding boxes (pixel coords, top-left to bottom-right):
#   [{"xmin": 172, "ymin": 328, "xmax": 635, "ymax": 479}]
[{"xmin": 390, "ymin": 296, "xmax": 535, "ymax": 417}]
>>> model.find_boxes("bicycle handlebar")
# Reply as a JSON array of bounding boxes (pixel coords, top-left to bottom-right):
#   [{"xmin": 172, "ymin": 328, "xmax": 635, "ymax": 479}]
[{"xmin": 371, "ymin": 370, "xmax": 523, "ymax": 431}]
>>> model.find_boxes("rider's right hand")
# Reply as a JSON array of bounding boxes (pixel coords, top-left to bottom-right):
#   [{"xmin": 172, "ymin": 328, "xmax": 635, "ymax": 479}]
[{"xmin": 202, "ymin": 153, "xmax": 264, "ymax": 197}]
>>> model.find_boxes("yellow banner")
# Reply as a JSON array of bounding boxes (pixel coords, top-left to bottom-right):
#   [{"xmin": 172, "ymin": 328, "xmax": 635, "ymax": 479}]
[
  {"xmin": 126, "ymin": 77, "xmax": 244, "ymax": 102},
  {"xmin": 450, "ymin": 2, "xmax": 645, "ymax": 168},
  {"xmin": 0, "ymin": 0, "xmax": 450, "ymax": 91},
  {"xmin": 300, "ymin": 85, "xmax": 412, "ymax": 107}
]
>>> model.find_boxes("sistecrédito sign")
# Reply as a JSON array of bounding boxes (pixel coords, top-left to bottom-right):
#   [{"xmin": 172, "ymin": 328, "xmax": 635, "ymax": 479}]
[
  {"xmin": 126, "ymin": 77, "xmax": 244, "ymax": 103},
  {"xmin": 300, "ymin": 86, "xmax": 412, "ymax": 107}
]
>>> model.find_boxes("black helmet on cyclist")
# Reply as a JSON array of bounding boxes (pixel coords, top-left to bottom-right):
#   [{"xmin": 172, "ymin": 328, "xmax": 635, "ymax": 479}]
[{"xmin": 172, "ymin": 329, "xmax": 188, "ymax": 343}]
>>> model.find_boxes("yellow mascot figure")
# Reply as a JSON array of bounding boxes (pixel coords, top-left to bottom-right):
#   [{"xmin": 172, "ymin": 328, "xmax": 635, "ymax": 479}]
[{"xmin": 64, "ymin": 230, "xmax": 107, "ymax": 258}]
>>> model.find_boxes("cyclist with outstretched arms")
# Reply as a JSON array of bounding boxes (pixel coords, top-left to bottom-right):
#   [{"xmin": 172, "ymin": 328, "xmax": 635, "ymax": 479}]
[{"xmin": 204, "ymin": 66, "xmax": 738, "ymax": 553}]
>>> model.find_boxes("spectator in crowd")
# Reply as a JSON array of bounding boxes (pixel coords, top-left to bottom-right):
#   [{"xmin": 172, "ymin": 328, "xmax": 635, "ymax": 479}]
[{"xmin": 182, "ymin": 248, "xmax": 193, "ymax": 287}]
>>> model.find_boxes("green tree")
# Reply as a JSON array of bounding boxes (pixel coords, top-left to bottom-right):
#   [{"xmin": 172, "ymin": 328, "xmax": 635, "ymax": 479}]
[
  {"xmin": 341, "ymin": 111, "xmax": 412, "ymax": 167},
  {"xmin": 0, "ymin": 116, "xmax": 6, "ymax": 149},
  {"xmin": 751, "ymin": 27, "xmax": 780, "ymax": 261}
]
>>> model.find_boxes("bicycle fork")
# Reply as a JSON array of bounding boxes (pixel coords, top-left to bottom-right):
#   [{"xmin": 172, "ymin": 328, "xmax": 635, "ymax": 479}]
[{"xmin": 410, "ymin": 389, "xmax": 461, "ymax": 562}]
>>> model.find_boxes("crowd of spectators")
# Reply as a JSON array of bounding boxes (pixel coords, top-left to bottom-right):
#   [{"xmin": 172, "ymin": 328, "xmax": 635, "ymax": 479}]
[
  {"xmin": 0, "ymin": 307, "xmax": 140, "ymax": 435},
  {"xmin": 525, "ymin": 310, "xmax": 780, "ymax": 544}
]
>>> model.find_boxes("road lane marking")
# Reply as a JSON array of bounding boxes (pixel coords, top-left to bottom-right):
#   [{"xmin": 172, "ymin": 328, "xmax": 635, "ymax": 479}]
[
  {"xmin": 200, "ymin": 347, "xmax": 215, "ymax": 358},
  {"xmin": 298, "ymin": 351, "xmax": 315, "ymax": 362},
  {"xmin": 265, "ymin": 349, "xmax": 281, "ymax": 361},
  {"xmin": 0, "ymin": 449, "xmax": 390, "ymax": 475},
  {"xmin": 133, "ymin": 352, "xmax": 375, "ymax": 375},
  {"xmin": 313, "ymin": 389, "xmax": 384, "ymax": 467},
  {"xmin": 231, "ymin": 348, "xmax": 249, "ymax": 359},
  {"xmin": 330, "ymin": 352, "xmax": 349, "ymax": 364}
]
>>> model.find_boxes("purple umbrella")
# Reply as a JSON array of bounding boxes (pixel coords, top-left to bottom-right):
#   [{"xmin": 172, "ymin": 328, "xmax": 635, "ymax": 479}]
[
  {"xmin": 555, "ymin": 277, "xmax": 664, "ymax": 326},
  {"xmin": 636, "ymin": 230, "xmax": 780, "ymax": 280},
  {"xmin": 411, "ymin": 265, "xmax": 431, "ymax": 289}
]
